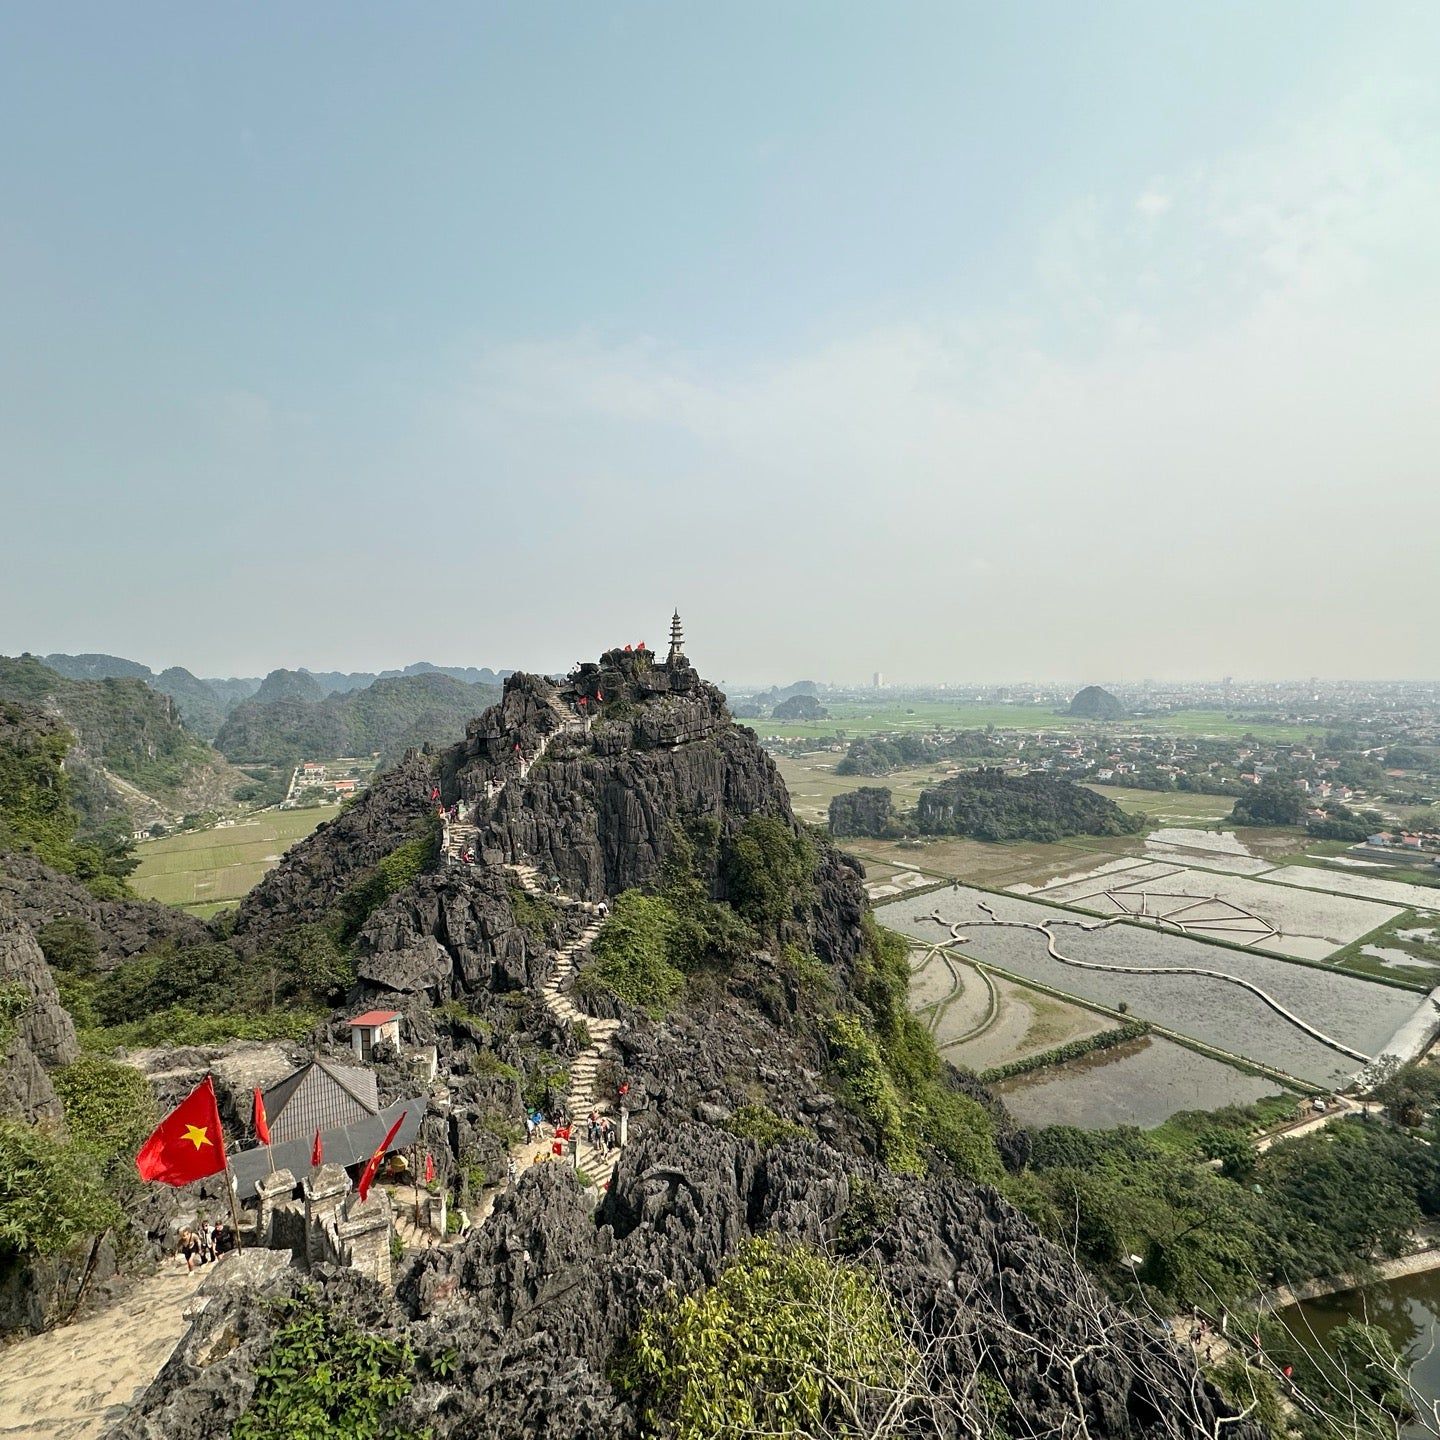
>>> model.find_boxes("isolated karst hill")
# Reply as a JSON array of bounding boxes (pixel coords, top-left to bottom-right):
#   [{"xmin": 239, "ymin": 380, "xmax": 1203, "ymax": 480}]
[
  {"xmin": 916, "ymin": 767, "xmax": 1145, "ymax": 843},
  {"xmin": 134, "ymin": 637, "xmax": 1255, "ymax": 1440},
  {"xmin": 1067, "ymin": 684, "xmax": 1126, "ymax": 720}
]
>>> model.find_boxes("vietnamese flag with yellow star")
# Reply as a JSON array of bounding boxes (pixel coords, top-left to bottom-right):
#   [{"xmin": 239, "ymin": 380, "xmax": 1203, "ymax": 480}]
[{"xmin": 136, "ymin": 1075, "xmax": 228, "ymax": 1187}]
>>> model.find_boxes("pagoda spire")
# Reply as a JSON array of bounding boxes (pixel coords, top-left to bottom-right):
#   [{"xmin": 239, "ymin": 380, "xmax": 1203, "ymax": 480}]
[{"xmin": 666, "ymin": 608, "xmax": 685, "ymax": 666}]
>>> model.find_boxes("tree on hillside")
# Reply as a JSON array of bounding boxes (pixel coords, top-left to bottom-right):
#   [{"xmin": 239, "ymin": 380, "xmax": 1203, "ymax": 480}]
[{"xmin": 1230, "ymin": 777, "xmax": 1305, "ymax": 827}]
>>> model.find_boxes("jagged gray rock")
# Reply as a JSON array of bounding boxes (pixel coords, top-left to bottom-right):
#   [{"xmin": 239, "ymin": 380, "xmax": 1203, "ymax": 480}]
[
  {"xmin": 229, "ymin": 750, "xmax": 437, "ymax": 952},
  {"xmin": 120, "ymin": 1127, "xmax": 1261, "ymax": 1440},
  {"xmin": 0, "ymin": 852, "xmax": 210, "ymax": 965},
  {"xmin": 0, "ymin": 906, "xmax": 78, "ymax": 1125}
]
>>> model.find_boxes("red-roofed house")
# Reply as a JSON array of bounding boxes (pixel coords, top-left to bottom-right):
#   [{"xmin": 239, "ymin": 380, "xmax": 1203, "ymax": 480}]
[{"xmin": 349, "ymin": 1009, "xmax": 401, "ymax": 1061}]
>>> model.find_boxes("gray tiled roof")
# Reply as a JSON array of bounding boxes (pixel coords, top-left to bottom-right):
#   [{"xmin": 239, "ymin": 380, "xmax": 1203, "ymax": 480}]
[
  {"xmin": 262, "ymin": 1059, "xmax": 381, "ymax": 1145},
  {"xmin": 230, "ymin": 1098, "xmax": 426, "ymax": 1201}
]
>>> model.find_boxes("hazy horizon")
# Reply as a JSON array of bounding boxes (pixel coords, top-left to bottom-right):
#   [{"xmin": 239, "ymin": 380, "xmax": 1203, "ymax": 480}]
[{"xmin": 3, "ymin": 4, "xmax": 1438, "ymax": 684}]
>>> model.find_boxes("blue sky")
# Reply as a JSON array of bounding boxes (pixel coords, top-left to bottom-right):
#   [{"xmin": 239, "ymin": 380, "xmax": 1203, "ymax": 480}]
[{"xmin": 3, "ymin": 3, "xmax": 1437, "ymax": 682}]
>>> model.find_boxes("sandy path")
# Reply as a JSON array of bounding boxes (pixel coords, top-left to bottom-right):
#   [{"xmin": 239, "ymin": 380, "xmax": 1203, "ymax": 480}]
[{"xmin": 0, "ymin": 1265, "xmax": 203, "ymax": 1439}]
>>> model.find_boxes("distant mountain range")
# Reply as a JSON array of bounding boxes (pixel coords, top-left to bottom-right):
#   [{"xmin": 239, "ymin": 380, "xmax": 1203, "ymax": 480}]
[
  {"xmin": 3, "ymin": 653, "xmax": 514, "ymax": 833},
  {"xmin": 214, "ymin": 672, "xmax": 502, "ymax": 766},
  {"xmin": 41, "ymin": 654, "xmax": 512, "ymax": 740}
]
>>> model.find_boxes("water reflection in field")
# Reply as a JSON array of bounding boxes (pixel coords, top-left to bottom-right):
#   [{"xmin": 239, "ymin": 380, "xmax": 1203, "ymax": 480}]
[
  {"xmin": 995, "ymin": 1035, "xmax": 1278, "ymax": 1129},
  {"xmin": 1282, "ymin": 1273, "xmax": 1440, "ymax": 1437}
]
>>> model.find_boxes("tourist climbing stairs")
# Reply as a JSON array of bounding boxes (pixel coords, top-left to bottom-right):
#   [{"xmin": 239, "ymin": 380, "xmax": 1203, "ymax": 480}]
[
  {"xmin": 537, "ymin": 919, "xmax": 625, "ymax": 1186},
  {"xmin": 444, "ymin": 817, "xmax": 479, "ymax": 865}
]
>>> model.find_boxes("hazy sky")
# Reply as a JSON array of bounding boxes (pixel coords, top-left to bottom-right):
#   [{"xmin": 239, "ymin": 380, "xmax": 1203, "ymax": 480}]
[{"xmin": 3, "ymin": 4, "xmax": 1438, "ymax": 685}]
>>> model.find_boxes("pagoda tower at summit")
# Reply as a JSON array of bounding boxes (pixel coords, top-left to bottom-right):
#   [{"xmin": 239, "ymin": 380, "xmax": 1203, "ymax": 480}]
[{"xmin": 666, "ymin": 609, "xmax": 685, "ymax": 666}]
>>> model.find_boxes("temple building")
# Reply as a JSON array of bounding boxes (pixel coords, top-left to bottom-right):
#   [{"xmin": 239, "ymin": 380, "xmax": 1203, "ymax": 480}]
[
  {"xmin": 229, "ymin": 1056, "xmax": 426, "ymax": 1201},
  {"xmin": 666, "ymin": 609, "xmax": 685, "ymax": 666}
]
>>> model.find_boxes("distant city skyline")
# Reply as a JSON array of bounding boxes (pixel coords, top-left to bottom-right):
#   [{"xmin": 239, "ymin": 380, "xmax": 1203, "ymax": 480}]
[{"xmin": 2, "ymin": 5, "xmax": 1437, "ymax": 682}]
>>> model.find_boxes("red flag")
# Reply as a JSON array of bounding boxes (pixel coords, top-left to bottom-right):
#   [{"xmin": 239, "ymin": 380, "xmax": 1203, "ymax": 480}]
[
  {"xmin": 357, "ymin": 1111, "xmax": 407, "ymax": 1203},
  {"xmin": 424, "ymin": 1152, "xmax": 435, "ymax": 1184},
  {"xmin": 136, "ymin": 1075, "xmax": 227, "ymax": 1188},
  {"xmin": 252, "ymin": 1087, "xmax": 271, "ymax": 1146},
  {"xmin": 623, "ymin": 644, "xmax": 632, "ymax": 653},
  {"xmin": 311, "ymin": 1128, "xmax": 324, "ymax": 1167},
  {"xmin": 596, "ymin": 689, "xmax": 603, "ymax": 702}
]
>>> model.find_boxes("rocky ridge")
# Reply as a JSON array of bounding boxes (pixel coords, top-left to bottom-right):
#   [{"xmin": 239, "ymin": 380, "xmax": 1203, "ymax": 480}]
[
  {"xmin": 119, "ymin": 1126, "xmax": 1258, "ymax": 1440},
  {"xmin": 69, "ymin": 640, "xmax": 1254, "ymax": 1436}
]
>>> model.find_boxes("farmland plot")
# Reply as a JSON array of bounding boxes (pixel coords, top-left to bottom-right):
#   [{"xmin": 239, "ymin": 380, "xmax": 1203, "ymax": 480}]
[
  {"xmin": 879, "ymin": 886, "xmax": 1424, "ymax": 1088},
  {"xmin": 1010, "ymin": 859, "xmax": 1398, "ymax": 960}
]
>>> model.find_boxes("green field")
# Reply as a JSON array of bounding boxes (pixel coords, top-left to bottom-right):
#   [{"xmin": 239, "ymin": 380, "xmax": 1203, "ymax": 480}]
[
  {"xmin": 742, "ymin": 700, "xmax": 1317, "ymax": 743},
  {"xmin": 132, "ymin": 807, "xmax": 338, "ymax": 916}
]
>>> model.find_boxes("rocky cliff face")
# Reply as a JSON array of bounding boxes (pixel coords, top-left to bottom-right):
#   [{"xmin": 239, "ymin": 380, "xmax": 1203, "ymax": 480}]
[
  {"xmin": 447, "ymin": 656, "xmax": 783, "ymax": 902},
  {"xmin": 119, "ymin": 1127, "xmax": 1259, "ymax": 1440},
  {"xmin": 237, "ymin": 651, "xmax": 830, "ymax": 995},
  {"xmin": 229, "ymin": 751, "xmax": 437, "ymax": 952},
  {"xmin": 0, "ymin": 908, "xmax": 78, "ymax": 1125},
  {"xmin": 0, "ymin": 853, "xmax": 210, "ymax": 966}
]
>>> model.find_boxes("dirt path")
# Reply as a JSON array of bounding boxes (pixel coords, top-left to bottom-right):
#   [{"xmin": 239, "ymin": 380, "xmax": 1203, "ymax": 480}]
[{"xmin": 0, "ymin": 1264, "xmax": 204, "ymax": 1440}]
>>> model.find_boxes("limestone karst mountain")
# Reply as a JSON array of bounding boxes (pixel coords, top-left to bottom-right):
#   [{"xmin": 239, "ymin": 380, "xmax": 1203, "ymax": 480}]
[
  {"xmin": 0, "ymin": 657, "xmax": 242, "ymax": 832},
  {"xmin": 115, "ymin": 636, "xmax": 1254, "ymax": 1440},
  {"xmin": 1068, "ymin": 684, "xmax": 1125, "ymax": 720},
  {"xmin": 214, "ymin": 672, "xmax": 501, "ymax": 766}
]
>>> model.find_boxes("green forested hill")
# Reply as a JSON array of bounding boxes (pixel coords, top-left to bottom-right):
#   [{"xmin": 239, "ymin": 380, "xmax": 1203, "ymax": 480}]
[
  {"xmin": 44, "ymin": 652, "xmax": 234, "ymax": 738},
  {"xmin": 915, "ymin": 767, "xmax": 1145, "ymax": 842},
  {"xmin": 0, "ymin": 657, "xmax": 232, "ymax": 814},
  {"xmin": 0, "ymin": 701, "xmax": 136, "ymax": 893},
  {"xmin": 250, "ymin": 668, "xmax": 329, "ymax": 705},
  {"xmin": 215, "ymin": 672, "xmax": 500, "ymax": 764}
]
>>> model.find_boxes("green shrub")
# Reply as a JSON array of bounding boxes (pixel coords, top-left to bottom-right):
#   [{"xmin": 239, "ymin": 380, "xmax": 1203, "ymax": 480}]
[
  {"xmin": 233, "ymin": 1298, "xmax": 417, "ymax": 1440},
  {"xmin": 0, "ymin": 982, "xmax": 29, "ymax": 1058},
  {"xmin": 722, "ymin": 817, "xmax": 814, "ymax": 933},
  {"xmin": 510, "ymin": 887, "xmax": 559, "ymax": 945},
  {"xmin": 34, "ymin": 918, "xmax": 100, "ymax": 975},
  {"xmin": 825, "ymin": 1013, "xmax": 919, "ymax": 1172},
  {"xmin": 472, "ymin": 1052, "xmax": 521, "ymax": 1083},
  {"xmin": 834, "ymin": 1176, "xmax": 899, "ymax": 1256},
  {"xmin": 723, "ymin": 1105, "xmax": 805, "ymax": 1148},
  {"xmin": 583, "ymin": 891, "xmax": 685, "ymax": 1017},
  {"xmin": 52, "ymin": 1057, "xmax": 155, "ymax": 1172},
  {"xmin": 0, "ymin": 1119, "xmax": 122, "ymax": 1257},
  {"xmin": 81, "ymin": 1005, "xmax": 324, "ymax": 1051},
  {"xmin": 336, "ymin": 819, "xmax": 440, "ymax": 940},
  {"xmin": 840, "ymin": 919, "xmax": 1003, "ymax": 1185},
  {"xmin": 978, "ymin": 1021, "xmax": 1149, "ymax": 1082},
  {"xmin": 522, "ymin": 1056, "xmax": 570, "ymax": 1110},
  {"xmin": 624, "ymin": 1237, "xmax": 916, "ymax": 1440}
]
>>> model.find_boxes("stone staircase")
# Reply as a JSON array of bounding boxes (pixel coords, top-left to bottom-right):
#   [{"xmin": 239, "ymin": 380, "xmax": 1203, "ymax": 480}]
[
  {"xmin": 443, "ymin": 817, "xmax": 479, "ymax": 865},
  {"xmin": 538, "ymin": 919, "xmax": 624, "ymax": 1186},
  {"xmin": 437, "ymin": 689, "xmax": 623, "ymax": 1200}
]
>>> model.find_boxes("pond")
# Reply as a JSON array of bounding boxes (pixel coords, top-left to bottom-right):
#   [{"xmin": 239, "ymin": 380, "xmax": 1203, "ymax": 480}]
[{"xmin": 1280, "ymin": 1272, "xmax": 1440, "ymax": 1437}]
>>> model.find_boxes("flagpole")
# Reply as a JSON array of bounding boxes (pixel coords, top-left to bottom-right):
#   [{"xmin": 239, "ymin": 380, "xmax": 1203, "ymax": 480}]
[
  {"xmin": 220, "ymin": 1076, "xmax": 245, "ymax": 1252},
  {"xmin": 224, "ymin": 1148, "xmax": 246, "ymax": 1252}
]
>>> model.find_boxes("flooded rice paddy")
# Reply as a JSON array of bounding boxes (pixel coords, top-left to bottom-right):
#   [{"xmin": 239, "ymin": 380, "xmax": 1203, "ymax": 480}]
[
  {"xmin": 881, "ymin": 886, "xmax": 1425, "ymax": 1089},
  {"xmin": 1265, "ymin": 865, "xmax": 1440, "ymax": 912},
  {"xmin": 995, "ymin": 1035, "xmax": 1279, "ymax": 1129},
  {"xmin": 910, "ymin": 944, "xmax": 1111, "ymax": 1070},
  {"xmin": 1007, "ymin": 857, "xmax": 1399, "ymax": 961}
]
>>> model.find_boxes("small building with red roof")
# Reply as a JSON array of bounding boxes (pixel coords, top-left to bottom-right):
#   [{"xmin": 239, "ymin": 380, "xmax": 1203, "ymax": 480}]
[{"xmin": 348, "ymin": 1009, "xmax": 401, "ymax": 1061}]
